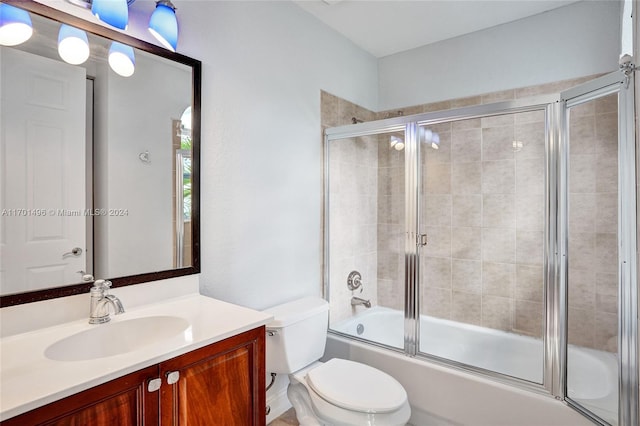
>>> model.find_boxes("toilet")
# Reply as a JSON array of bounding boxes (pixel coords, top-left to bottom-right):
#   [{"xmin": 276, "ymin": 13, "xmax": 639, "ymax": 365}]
[{"xmin": 264, "ymin": 297, "xmax": 411, "ymax": 426}]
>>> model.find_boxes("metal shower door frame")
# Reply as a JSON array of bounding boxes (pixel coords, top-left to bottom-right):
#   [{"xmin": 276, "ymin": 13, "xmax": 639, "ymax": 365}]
[{"xmin": 559, "ymin": 70, "xmax": 638, "ymax": 426}]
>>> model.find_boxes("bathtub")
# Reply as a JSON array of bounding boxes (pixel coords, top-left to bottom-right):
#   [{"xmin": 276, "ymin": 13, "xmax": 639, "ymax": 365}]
[{"xmin": 327, "ymin": 307, "xmax": 617, "ymax": 425}]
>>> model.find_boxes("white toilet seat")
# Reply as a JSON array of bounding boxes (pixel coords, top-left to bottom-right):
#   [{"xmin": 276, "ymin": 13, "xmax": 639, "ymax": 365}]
[
  {"xmin": 289, "ymin": 360, "xmax": 411, "ymax": 426},
  {"xmin": 307, "ymin": 358, "xmax": 407, "ymax": 413}
]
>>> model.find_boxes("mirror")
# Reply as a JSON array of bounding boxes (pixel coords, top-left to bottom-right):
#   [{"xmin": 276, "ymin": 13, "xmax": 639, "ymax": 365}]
[{"xmin": 0, "ymin": 0, "xmax": 201, "ymax": 306}]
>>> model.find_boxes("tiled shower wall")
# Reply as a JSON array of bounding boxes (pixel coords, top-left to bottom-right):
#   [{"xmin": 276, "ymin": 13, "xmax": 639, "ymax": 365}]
[{"xmin": 323, "ymin": 75, "xmax": 618, "ymax": 351}]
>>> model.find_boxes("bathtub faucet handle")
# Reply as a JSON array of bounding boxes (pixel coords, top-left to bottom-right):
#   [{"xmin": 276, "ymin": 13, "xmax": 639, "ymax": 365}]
[{"xmin": 347, "ymin": 271, "xmax": 363, "ymax": 291}]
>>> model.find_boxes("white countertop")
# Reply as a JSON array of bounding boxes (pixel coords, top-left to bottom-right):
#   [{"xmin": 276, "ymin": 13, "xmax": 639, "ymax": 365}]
[{"xmin": 0, "ymin": 294, "xmax": 273, "ymax": 421}]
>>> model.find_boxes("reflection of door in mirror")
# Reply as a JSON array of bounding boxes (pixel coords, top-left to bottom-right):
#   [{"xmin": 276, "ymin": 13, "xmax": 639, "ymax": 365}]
[
  {"xmin": 173, "ymin": 107, "xmax": 191, "ymax": 268},
  {"xmin": 0, "ymin": 48, "xmax": 87, "ymax": 294}
]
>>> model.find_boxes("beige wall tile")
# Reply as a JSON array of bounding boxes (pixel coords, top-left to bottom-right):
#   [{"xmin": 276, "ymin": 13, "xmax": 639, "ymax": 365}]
[
  {"xmin": 515, "ymin": 158, "xmax": 544, "ymax": 195},
  {"xmin": 482, "ymin": 160, "xmax": 515, "ymax": 194},
  {"xmin": 596, "ymin": 293, "xmax": 617, "ymax": 314},
  {"xmin": 515, "ymin": 300, "xmax": 543, "ymax": 337},
  {"xmin": 481, "ymin": 114, "xmax": 515, "ymax": 129},
  {"xmin": 422, "ymin": 287, "xmax": 452, "ymax": 319},
  {"xmin": 596, "ymin": 153, "xmax": 618, "ymax": 193},
  {"xmin": 569, "ymin": 193, "xmax": 596, "ymax": 234},
  {"xmin": 569, "ymin": 154, "xmax": 597, "ymax": 193},
  {"xmin": 422, "ymin": 256, "xmax": 452, "ymax": 289},
  {"xmin": 452, "ymin": 259, "xmax": 482, "ymax": 294},
  {"xmin": 451, "ymin": 95, "xmax": 482, "ymax": 108},
  {"xmin": 596, "ymin": 272, "xmax": 617, "ymax": 296},
  {"xmin": 423, "ymin": 226, "xmax": 452, "ymax": 258},
  {"xmin": 482, "ymin": 126, "xmax": 516, "ymax": 161},
  {"xmin": 482, "ymin": 89, "xmax": 515, "ymax": 104},
  {"xmin": 568, "ymin": 307, "xmax": 595, "ymax": 347},
  {"xmin": 452, "ymin": 195, "xmax": 481, "ymax": 227},
  {"xmin": 568, "ymin": 268, "xmax": 596, "ymax": 310},
  {"xmin": 569, "ymin": 115, "xmax": 596, "ymax": 155},
  {"xmin": 595, "ymin": 192, "xmax": 617, "ymax": 233},
  {"xmin": 516, "ymin": 265, "xmax": 543, "ymax": 302},
  {"xmin": 452, "ymin": 227, "xmax": 481, "ymax": 260},
  {"xmin": 595, "ymin": 112, "xmax": 618, "ymax": 156},
  {"xmin": 482, "ymin": 227, "xmax": 516, "ymax": 263},
  {"xmin": 515, "ymin": 122, "xmax": 545, "ymax": 159},
  {"xmin": 483, "ymin": 194, "xmax": 515, "ymax": 228},
  {"xmin": 594, "ymin": 312, "xmax": 617, "ymax": 352},
  {"xmin": 451, "ymin": 128, "xmax": 482, "ymax": 163},
  {"xmin": 516, "ymin": 229, "xmax": 543, "ymax": 265},
  {"xmin": 516, "ymin": 193, "xmax": 544, "ymax": 230},
  {"xmin": 483, "ymin": 262, "xmax": 515, "ymax": 297},
  {"xmin": 452, "ymin": 291, "xmax": 481, "ymax": 325},
  {"xmin": 425, "ymin": 162, "xmax": 452, "ymax": 194},
  {"xmin": 515, "ymin": 109, "xmax": 545, "ymax": 125},
  {"xmin": 452, "ymin": 118, "xmax": 481, "ymax": 130},
  {"xmin": 568, "ymin": 232, "xmax": 596, "ymax": 271},
  {"xmin": 482, "ymin": 296, "xmax": 513, "ymax": 331},
  {"xmin": 424, "ymin": 195, "xmax": 452, "ymax": 227},
  {"xmin": 595, "ymin": 232, "xmax": 618, "ymax": 274},
  {"xmin": 452, "ymin": 162, "xmax": 482, "ymax": 194}
]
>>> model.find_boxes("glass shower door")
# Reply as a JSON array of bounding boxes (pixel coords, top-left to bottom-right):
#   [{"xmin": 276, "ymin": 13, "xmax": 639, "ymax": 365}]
[
  {"xmin": 561, "ymin": 71, "xmax": 637, "ymax": 426},
  {"xmin": 326, "ymin": 128, "xmax": 406, "ymax": 350},
  {"xmin": 416, "ymin": 108, "xmax": 548, "ymax": 384}
]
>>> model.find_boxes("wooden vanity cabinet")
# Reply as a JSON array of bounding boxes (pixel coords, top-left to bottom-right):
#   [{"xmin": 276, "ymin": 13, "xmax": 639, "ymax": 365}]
[
  {"xmin": 1, "ymin": 365, "xmax": 159, "ymax": 426},
  {"xmin": 1, "ymin": 327, "xmax": 266, "ymax": 426}
]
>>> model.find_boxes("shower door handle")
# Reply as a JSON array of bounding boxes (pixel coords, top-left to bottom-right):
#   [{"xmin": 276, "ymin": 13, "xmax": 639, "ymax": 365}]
[{"xmin": 417, "ymin": 234, "xmax": 428, "ymax": 247}]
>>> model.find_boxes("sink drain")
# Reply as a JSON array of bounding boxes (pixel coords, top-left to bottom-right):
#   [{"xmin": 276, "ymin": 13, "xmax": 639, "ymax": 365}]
[{"xmin": 356, "ymin": 323, "xmax": 364, "ymax": 335}]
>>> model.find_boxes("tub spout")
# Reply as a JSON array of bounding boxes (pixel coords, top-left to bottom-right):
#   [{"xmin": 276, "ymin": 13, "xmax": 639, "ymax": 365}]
[{"xmin": 351, "ymin": 297, "xmax": 371, "ymax": 308}]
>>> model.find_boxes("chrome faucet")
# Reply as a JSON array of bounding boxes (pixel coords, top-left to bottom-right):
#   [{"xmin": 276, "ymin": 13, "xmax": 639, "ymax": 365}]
[
  {"xmin": 351, "ymin": 296, "xmax": 372, "ymax": 308},
  {"xmin": 89, "ymin": 279, "xmax": 125, "ymax": 324}
]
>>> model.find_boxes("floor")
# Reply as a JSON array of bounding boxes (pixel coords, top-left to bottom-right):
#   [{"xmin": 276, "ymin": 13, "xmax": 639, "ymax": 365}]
[{"xmin": 268, "ymin": 408, "xmax": 299, "ymax": 425}]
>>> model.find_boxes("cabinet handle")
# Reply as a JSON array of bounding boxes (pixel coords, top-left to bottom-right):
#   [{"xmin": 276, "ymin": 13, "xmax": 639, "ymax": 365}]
[
  {"xmin": 166, "ymin": 371, "xmax": 180, "ymax": 385},
  {"xmin": 147, "ymin": 378, "xmax": 162, "ymax": 392}
]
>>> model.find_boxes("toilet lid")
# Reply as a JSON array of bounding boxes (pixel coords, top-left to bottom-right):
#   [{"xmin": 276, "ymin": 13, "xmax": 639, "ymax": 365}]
[{"xmin": 306, "ymin": 358, "xmax": 407, "ymax": 414}]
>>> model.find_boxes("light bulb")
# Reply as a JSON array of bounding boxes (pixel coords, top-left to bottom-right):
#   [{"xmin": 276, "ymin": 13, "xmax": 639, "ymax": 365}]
[
  {"xmin": 58, "ymin": 24, "xmax": 90, "ymax": 65},
  {"xmin": 108, "ymin": 41, "xmax": 135, "ymax": 77},
  {"xmin": 0, "ymin": 3, "xmax": 33, "ymax": 46}
]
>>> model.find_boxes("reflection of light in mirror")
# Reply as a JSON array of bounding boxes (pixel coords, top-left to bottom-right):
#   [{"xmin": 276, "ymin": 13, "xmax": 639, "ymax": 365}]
[
  {"xmin": 390, "ymin": 135, "xmax": 404, "ymax": 151},
  {"xmin": 0, "ymin": 3, "xmax": 33, "ymax": 46},
  {"xmin": 57, "ymin": 24, "xmax": 90, "ymax": 65},
  {"xmin": 181, "ymin": 106, "xmax": 192, "ymax": 132},
  {"xmin": 108, "ymin": 41, "xmax": 135, "ymax": 77},
  {"xmin": 149, "ymin": 0, "xmax": 178, "ymax": 52},
  {"xmin": 91, "ymin": 0, "xmax": 128, "ymax": 30}
]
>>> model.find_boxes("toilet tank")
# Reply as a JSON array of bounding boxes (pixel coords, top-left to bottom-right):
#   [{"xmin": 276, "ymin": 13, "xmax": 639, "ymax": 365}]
[{"xmin": 264, "ymin": 297, "xmax": 329, "ymax": 374}]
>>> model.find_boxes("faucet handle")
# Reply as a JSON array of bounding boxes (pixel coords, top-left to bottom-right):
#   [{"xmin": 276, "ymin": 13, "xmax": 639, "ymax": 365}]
[{"xmin": 91, "ymin": 279, "xmax": 112, "ymax": 292}]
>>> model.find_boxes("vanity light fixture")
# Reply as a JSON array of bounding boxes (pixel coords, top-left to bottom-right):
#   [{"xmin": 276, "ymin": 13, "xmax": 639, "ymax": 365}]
[
  {"xmin": 148, "ymin": 0, "xmax": 178, "ymax": 51},
  {"xmin": 58, "ymin": 24, "xmax": 90, "ymax": 65},
  {"xmin": 91, "ymin": 0, "xmax": 128, "ymax": 30},
  {"xmin": 0, "ymin": 2, "xmax": 33, "ymax": 46},
  {"xmin": 108, "ymin": 41, "xmax": 135, "ymax": 77}
]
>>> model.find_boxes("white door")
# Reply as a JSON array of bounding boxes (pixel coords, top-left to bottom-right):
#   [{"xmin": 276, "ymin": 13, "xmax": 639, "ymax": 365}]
[{"xmin": 0, "ymin": 47, "xmax": 87, "ymax": 294}]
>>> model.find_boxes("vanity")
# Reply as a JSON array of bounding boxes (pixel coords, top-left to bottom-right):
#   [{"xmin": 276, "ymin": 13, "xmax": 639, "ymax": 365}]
[{"xmin": 0, "ymin": 287, "xmax": 272, "ymax": 425}]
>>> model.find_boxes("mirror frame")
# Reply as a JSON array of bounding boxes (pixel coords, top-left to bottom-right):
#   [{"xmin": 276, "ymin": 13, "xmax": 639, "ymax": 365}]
[{"xmin": 0, "ymin": 0, "xmax": 201, "ymax": 307}]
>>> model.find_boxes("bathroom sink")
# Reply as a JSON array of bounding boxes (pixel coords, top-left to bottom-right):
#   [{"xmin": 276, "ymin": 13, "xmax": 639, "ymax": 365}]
[{"xmin": 45, "ymin": 316, "xmax": 191, "ymax": 361}]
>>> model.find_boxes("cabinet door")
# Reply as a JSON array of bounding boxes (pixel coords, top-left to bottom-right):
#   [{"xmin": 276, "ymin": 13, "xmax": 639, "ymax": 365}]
[
  {"xmin": 160, "ymin": 327, "xmax": 265, "ymax": 426},
  {"xmin": 2, "ymin": 365, "xmax": 159, "ymax": 426}
]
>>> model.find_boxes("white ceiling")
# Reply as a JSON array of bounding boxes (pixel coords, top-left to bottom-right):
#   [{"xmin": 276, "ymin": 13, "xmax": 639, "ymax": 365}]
[{"xmin": 294, "ymin": 0, "xmax": 581, "ymax": 58}]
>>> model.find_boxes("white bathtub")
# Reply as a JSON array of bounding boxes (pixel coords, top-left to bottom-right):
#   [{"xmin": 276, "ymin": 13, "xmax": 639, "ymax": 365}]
[{"xmin": 328, "ymin": 307, "xmax": 617, "ymax": 425}]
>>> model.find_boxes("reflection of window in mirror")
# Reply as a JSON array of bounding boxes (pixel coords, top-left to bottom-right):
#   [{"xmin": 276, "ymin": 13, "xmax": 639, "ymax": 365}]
[{"xmin": 172, "ymin": 107, "xmax": 192, "ymax": 268}]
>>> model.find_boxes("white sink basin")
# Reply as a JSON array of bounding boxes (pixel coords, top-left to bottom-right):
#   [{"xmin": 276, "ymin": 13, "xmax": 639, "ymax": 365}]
[{"xmin": 45, "ymin": 316, "xmax": 190, "ymax": 361}]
